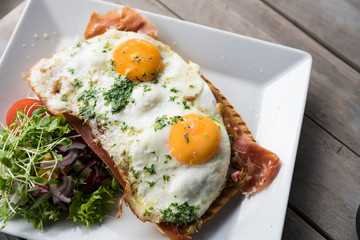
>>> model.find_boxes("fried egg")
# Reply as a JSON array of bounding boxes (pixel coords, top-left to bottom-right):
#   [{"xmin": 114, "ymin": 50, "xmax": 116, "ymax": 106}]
[{"xmin": 28, "ymin": 29, "xmax": 231, "ymax": 224}]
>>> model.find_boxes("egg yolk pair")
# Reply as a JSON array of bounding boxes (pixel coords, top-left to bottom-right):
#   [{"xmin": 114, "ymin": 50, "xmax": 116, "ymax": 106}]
[
  {"xmin": 113, "ymin": 41, "xmax": 220, "ymax": 165},
  {"xmin": 169, "ymin": 114, "xmax": 221, "ymax": 165},
  {"xmin": 113, "ymin": 39, "xmax": 162, "ymax": 82}
]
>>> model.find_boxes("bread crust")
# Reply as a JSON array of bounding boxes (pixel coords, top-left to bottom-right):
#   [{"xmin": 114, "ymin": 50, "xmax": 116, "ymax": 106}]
[{"xmin": 26, "ymin": 7, "xmax": 280, "ymax": 238}]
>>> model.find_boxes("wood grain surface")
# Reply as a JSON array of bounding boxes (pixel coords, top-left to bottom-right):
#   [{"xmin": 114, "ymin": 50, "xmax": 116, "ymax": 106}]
[
  {"xmin": 282, "ymin": 209, "xmax": 326, "ymax": 240},
  {"xmin": 0, "ymin": 0, "xmax": 359, "ymax": 239},
  {"xmin": 264, "ymin": 0, "xmax": 360, "ymax": 72}
]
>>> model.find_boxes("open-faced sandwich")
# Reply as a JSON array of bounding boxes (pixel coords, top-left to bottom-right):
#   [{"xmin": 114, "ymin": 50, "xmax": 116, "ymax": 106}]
[{"xmin": 26, "ymin": 6, "xmax": 280, "ymax": 239}]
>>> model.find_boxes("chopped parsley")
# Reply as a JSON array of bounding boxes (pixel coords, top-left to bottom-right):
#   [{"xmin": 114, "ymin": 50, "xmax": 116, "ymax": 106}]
[
  {"xmin": 102, "ymin": 41, "xmax": 113, "ymax": 53},
  {"xmin": 169, "ymin": 96, "xmax": 177, "ymax": 101},
  {"xmin": 103, "ymin": 79, "xmax": 137, "ymax": 114},
  {"xmin": 79, "ymin": 106, "xmax": 95, "ymax": 122},
  {"xmin": 147, "ymin": 181, "xmax": 156, "ymax": 187},
  {"xmin": 170, "ymin": 88, "xmax": 179, "ymax": 93},
  {"xmin": 130, "ymin": 166, "xmax": 139, "ymax": 179},
  {"xmin": 154, "ymin": 115, "xmax": 185, "ymax": 132},
  {"xmin": 78, "ymin": 89, "xmax": 97, "ymax": 105},
  {"xmin": 68, "ymin": 68, "xmax": 75, "ymax": 74},
  {"xmin": 132, "ymin": 55, "xmax": 140, "ymax": 62},
  {"xmin": 169, "ymin": 116, "xmax": 184, "ymax": 125},
  {"xmin": 120, "ymin": 122, "xmax": 128, "ymax": 131},
  {"xmin": 160, "ymin": 202, "xmax": 199, "ymax": 225},
  {"xmin": 97, "ymin": 111, "xmax": 110, "ymax": 125},
  {"xmin": 143, "ymin": 209, "xmax": 151, "ymax": 217},
  {"xmin": 151, "ymin": 69, "xmax": 159, "ymax": 77},
  {"xmin": 182, "ymin": 101, "xmax": 191, "ymax": 110},
  {"xmin": 61, "ymin": 94, "xmax": 67, "ymax": 101},
  {"xmin": 143, "ymin": 206, "xmax": 154, "ymax": 217},
  {"xmin": 162, "ymin": 175, "xmax": 170, "ymax": 182},
  {"xmin": 154, "ymin": 115, "xmax": 168, "ymax": 132},
  {"xmin": 184, "ymin": 133, "xmax": 189, "ymax": 143},
  {"xmin": 143, "ymin": 85, "xmax": 152, "ymax": 94},
  {"xmin": 143, "ymin": 164, "xmax": 156, "ymax": 175},
  {"xmin": 72, "ymin": 79, "xmax": 83, "ymax": 88}
]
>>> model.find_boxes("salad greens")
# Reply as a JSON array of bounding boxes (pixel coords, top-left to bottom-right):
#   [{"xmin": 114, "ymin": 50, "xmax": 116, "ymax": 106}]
[{"xmin": 0, "ymin": 107, "xmax": 123, "ymax": 230}]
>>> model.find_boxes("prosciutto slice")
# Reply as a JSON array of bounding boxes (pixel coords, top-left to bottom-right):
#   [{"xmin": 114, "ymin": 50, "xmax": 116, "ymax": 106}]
[
  {"xmin": 230, "ymin": 125, "xmax": 280, "ymax": 193},
  {"xmin": 84, "ymin": 6, "xmax": 158, "ymax": 40},
  {"xmin": 203, "ymin": 77, "xmax": 280, "ymax": 194}
]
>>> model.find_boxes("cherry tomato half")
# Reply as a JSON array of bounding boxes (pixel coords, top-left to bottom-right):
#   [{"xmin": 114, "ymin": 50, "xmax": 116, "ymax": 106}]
[{"xmin": 6, "ymin": 99, "xmax": 43, "ymax": 127}]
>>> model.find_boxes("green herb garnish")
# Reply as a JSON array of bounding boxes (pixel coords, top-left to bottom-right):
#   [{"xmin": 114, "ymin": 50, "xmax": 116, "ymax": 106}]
[
  {"xmin": 160, "ymin": 202, "xmax": 199, "ymax": 225},
  {"xmin": 147, "ymin": 181, "xmax": 156, "ymax": 187},
  {"xmin": 130, "ymin": 166, "xmax": 139, "ymax": 179},
  {"xmin": 154, "ymin": 115, "xmax": 168, "ymax": 132},
  {"xmin": 103, "ymin": 79, "xmax": 137, "ymax": 114},
  {"xmin": 184, "ymin": 133, "xmax": 190, "ymax": 143},
  {"xmin": 143, "ymin": 164, "xmax": 156, "ymax": 175},
  {"xmin": 182, "ymin": 101, "xmax": 190, "ymax": 110},
  {"xmin": 68, "ymin": 68, "xmax": 75, "ymax": 74},
  {"xmin": 79, "ymin": 106, "xmax": 95, "ymax": 122}
]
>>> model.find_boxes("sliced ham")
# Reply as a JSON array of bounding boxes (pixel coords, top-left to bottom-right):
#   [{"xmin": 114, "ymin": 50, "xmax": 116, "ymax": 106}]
[
  {"xmin": 231, "ymin": 128, "xmax": 280, "ymax": 193},
  {"xmin": 84, "ymin": 6, "xmax": 158, "ymax": 40},
  {"xmin": 203, "ymin": 76, "xmax": 280, "ymax": 194}
]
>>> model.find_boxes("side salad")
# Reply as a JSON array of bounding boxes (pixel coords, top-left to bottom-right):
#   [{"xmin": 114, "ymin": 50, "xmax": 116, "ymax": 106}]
[{"xmin": 0, "ymin": 99, "xmax": 123, "ymax": 229}]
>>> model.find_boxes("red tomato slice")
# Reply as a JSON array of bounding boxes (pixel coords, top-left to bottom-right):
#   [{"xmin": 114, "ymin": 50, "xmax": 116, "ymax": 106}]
[{"xmin": 6, "ymin": 99, "xmax": 43, "ymax": 127}]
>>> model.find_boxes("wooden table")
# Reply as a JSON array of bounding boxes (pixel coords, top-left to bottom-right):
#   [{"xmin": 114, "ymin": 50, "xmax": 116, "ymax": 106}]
[{"xmin": 0, "ymin": 0, "xmax": 359, "ymax": 239}]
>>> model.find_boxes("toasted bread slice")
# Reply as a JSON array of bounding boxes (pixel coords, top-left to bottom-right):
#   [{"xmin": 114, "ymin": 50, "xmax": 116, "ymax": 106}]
[{"xmin": 26, "ymin": 7, "xmax": 280, "ymax": 239}]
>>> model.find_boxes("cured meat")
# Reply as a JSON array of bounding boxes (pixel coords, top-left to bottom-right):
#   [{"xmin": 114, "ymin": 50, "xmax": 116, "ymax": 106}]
[
  {"xmin": 84, "ymin": 6, "xmax": 158, "ymax": 40},
  {"xmin": 203, "ymin": 77, "xmax": 280, "ymax": 194},
  {"xmin": 231, "ymin": 131, "xmax": 280, "ymax": 193}
]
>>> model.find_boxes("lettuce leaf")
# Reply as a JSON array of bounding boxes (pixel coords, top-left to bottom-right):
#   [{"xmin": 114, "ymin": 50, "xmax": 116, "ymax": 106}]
[
  {"xmin": 19, "ymin": 193, "xmax": 63, "ymax": 230},
  {"xmin": 68, "ymin": 185, "xmax": 117, "ymax": 227}
]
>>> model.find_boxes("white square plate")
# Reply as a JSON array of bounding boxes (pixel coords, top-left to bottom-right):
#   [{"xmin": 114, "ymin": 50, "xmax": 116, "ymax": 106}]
[{"xmin": 0, "ymin": 0, "xmax": 312, "ymax": 239}]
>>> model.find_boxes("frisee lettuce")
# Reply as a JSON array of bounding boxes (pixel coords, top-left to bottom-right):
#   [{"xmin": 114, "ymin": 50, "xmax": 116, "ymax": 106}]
[
  {"xmin": 0, "ymin": 107, "xmax": 123, "ymax": 230},
  {"xmin": 69, "ymin": 184, "xmax": 120, "ymax": 227}
]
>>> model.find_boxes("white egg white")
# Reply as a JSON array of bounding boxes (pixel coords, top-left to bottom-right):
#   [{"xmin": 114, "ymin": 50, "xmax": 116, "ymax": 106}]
[{"xmin": 28, "ymin": 29, "xmax": 231, "ymax": 224}]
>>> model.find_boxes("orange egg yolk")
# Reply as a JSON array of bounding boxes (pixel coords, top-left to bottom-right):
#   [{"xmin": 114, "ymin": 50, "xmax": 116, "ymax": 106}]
[
  {"xmin": 169, "ymin": 114, "xmax": 221, "ymax": 165},
  {"xmin": 112, "ymin": 39, "xmax": 162, "ymax": 82}
]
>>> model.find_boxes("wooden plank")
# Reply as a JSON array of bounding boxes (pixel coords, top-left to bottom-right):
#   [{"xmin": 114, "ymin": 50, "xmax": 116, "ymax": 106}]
[
  {"xmin": 289, "ymin": 116, "xmax": 360, "ymax": 240},
  {"xmin": 263, "ymin": 0, "xmax": 360, "ymax": 72},
  {"xmin": 282, "ymin": 209, "xmax": 326, "ymax": 240},
  {"xmin": 159, "ymin": 0, "xmax": 360, "ymax": 161},
  {"xmin": 157, "ymin": 0, "xmax": 360, "ymax": 239}
]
